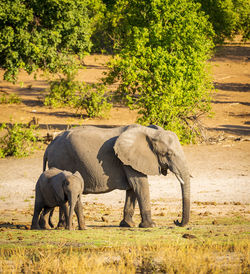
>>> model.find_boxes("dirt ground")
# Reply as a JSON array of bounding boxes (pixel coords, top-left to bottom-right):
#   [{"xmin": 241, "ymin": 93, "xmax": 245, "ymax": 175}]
[{"xmin": 0, "ymin": 40, "xmax": 249, "ymax": 227}]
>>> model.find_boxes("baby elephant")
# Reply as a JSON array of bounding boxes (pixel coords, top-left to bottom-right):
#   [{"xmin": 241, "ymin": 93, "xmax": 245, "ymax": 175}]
[{"xmin": 31, "ymin": 167, "xmax": 85, "ymax": 230}]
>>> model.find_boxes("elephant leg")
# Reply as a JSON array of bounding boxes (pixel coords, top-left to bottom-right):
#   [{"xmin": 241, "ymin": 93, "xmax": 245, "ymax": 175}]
[
  {"xmin": 39, "ymin": 209, "xmax": 53, "ymax": 228},
  {"xmin": 124, "ymin": 166, "xmax": 155, "ymax": 228},
  {"xmin": 61, "ymin": 204, "xmax": 69, "ymax": 229},
  {"xmin": 57, "ymin": 205, "xmax": 67, "ymax": 228},
  {"xmin": 48, "ymin": 209, "xmax": 55, "ymax": 228},
  {"xmin": 42, "ymin": 207, "xmax": 53, "ymax": 229},
  {"xmin": 120, "ymin": 189, "xmax": 137, "ymax": 227},
  {"xmin": 39, "ymin": 209, "xmax": 45, "ymax": 228},
  {"xmin": 74, "ymin": 199, "xmax": 86, "ymax": 230},
  {"xmin": 31, "ymin": 201, "xmax": 43, "ymax": 229}
]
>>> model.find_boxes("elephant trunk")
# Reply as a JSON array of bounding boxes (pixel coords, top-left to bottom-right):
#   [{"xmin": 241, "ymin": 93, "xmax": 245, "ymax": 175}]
[
  {"xmin": 174, "ymin": 170, "xmax": 190, "ymax": 227},
  {"xmin": 68, "ymin": 195, "xmax": 77, "ymax": 230}
]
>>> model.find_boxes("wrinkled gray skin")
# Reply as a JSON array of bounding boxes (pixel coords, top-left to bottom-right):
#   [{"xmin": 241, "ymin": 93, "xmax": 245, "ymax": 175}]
[
  {"xmin": 31, "ymin": 168, "xmax": 85, "ymax": 230},
  {"xmin": 43, "ymin": 124, "xmax": 190, "ymax": 228}
]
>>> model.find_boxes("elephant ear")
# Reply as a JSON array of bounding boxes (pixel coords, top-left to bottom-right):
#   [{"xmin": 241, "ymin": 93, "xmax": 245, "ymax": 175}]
[
  {"xmin": 114, "ymin": 126, "xmax": 160, "ymax": 175},
  {"xmin": 50, "ymin": 173, "xmax": 66, "ymax": 204},
  {"xmin": 73, "ymin": 171, "xmax": 83, "ymax": 182},
  {"xmin": 73, "ymin": 171, "xmax": 84, "ymax": 191}
]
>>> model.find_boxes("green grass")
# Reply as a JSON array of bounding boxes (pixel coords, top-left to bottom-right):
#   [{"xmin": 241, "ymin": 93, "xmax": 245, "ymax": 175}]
[
  {"xmin": 0, "ymin": 217, "xmax": 249, "ymax": 273},
  {"xmin": 0, "ymin": 205, "xmax": 249, "ymax": 273}
]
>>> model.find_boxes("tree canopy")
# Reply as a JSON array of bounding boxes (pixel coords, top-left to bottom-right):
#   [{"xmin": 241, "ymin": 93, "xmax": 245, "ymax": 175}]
[
  {"xmin": 104, "ymin": 0, "xmax": 214, "ymax": 142},
  {"xmin": 195, "ymin": 0, "xmax": 250, "ymax": 43},
  {"xmin": 0, "ymin": 0, "xmax": 104, "ymax": 82},
  {"xmin": 1, "ymin": 0, "xmax": 249, "ymax": 142}
]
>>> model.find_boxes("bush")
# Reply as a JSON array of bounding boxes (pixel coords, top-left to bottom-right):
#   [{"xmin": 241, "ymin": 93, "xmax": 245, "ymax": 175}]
[
  {"xmin": 44, "ymin": 76, "xmax": 79, "ymax": 108},
  {"xmin": 44, "ymin": 77, "xmax": 112, "ymax": 118},
  {"xmin": 0, "ymin": 93, "xmax": 21, "ymax": 104},
  {"xmin": 76, "ymin": 84, "xmax": 112, "ymax": 118},
  {"xmin": 104, "ymin": 0, "xmax": 214, "ymax": 143},
  {"xmin": 0, "ymin": 123, "xmax": 39, "ymax": 158}
]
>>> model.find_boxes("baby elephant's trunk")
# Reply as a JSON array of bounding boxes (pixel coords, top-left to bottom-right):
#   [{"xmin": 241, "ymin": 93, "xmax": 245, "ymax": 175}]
[{"xmin": 68, "ymin": 194, "xmax": 77, "ymax": 230}]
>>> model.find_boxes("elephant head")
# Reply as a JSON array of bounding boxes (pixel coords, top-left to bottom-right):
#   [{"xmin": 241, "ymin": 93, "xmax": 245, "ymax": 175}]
[{"xmin": 114, "ymin": 125, "xmax": 190, "ymax": 227}]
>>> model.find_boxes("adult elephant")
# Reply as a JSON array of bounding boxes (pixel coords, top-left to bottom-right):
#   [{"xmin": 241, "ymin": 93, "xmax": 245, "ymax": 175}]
[{"xmin": 43, "ymin": 124, "xmax": 190, "ymax": 228}]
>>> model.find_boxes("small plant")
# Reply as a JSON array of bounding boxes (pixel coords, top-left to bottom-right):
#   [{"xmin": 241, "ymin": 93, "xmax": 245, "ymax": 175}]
[
  {"xmin": 44, "ymin": 76, "xmax": 79, "ymax": 108},
  {"xmin": 0, "ymin": 122, "xmax": 39, "ymax": 158},
  {"xmin": 76, "ymin": 84, "xmax": 112, "ymax": 118},
  {"xmin": 0, "ymin": 93, "xmax": 21, "ymax": 104},
  {"xmin": 44, "ymin": 76, "xmax": 112, "ymax": 118}
]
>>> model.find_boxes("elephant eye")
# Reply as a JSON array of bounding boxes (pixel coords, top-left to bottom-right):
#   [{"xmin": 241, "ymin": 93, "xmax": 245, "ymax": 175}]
[{"xmin": 166, "ymin": 151, "xmax": 173, "ymax": 157}]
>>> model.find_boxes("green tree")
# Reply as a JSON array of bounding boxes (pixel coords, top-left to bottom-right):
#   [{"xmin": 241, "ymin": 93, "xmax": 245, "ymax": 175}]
[
  {"xmin": 195, "ymin": 0, "xmax": 250, "ymax": 43},
  {"xmin": 0, "ymin": 0, "xmax": 104, "ymax": 82},
  {"xmin": 104, "ymin": 0, "xmax": 214, "ymax": 143},
  {"xmin": 0, "ymin": 122, "xmax": 39, "ymax": 158},
  {"xmin": 232, "ymin": 0, "xmax": 250, "ymax": 41}
]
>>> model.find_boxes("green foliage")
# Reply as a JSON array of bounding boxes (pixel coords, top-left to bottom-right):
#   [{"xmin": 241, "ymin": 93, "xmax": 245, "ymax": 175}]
[
  {"xmin": 44, "ymin": 77, "xmax": 112, "ymax": 118},
  {"xmin": 0, "ymin": 93, "xmax": 21, "ymax": 104},
  {"xmin": 104, "ymin": 0, "xmax": 214, "ymax": 143},
  {"xmin": 0, "ymin": 0, "xmax": 104, "ymax": 82},
  {"xmin": 0, "ymin": 211, "xmax": 249, "ymax": 272},
  {"xmin": 76, "ymin": 84, "xmax": 112, "ymax": 118},
  {"xmin": 233, "ymin": 0, "xmax": 250, "ymax": 41},
  {"xmin": 91, "ymin": 3, "xmax": 115, "ymax": 53},
  {"xmin": 44, "ymin": 76, "xmax": 79, "ymax": 108},
  {"xmin": 0, "ymin": 122, "xmax": 39, "ymax": 158},
  {"xmin": 195, "ymin": 0, "xmax": 250, "ymax": 43}
]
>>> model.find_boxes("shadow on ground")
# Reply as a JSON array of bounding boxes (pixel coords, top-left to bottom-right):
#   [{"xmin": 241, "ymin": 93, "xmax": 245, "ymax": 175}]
[
  {"xmin": 208, "ymin": 124, "xmax": 250, "ymax": 136},
  {"xmin": 214, "ymin": 82, "xmax": 250, "ymax": 92},
  {"xmin": 0, "ymin": 222, "xmax": 29, "ymax": 230}
]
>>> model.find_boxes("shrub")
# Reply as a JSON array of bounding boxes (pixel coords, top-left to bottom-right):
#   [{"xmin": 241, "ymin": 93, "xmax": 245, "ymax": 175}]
[
  {"xmin": 104, "ymin": 0, "xmax": 214, "ymax": 143},
  {"xmin": 44, "ymin": 77, "xmax": 112, "ymax": 118},
  {"xmin": 0, "ymin": 93, "xmax": 21, "ymax": 104},
  {"xmin": 76, "ymin": 84, "xmax": 112, "ymax": 118},
  {"xmin": 0, "ymin": 123, "xmax": 40, "ymax": 158},
  {"xmin": 44, "ymin": 76, "xmax": 79, "ymax": 108}
]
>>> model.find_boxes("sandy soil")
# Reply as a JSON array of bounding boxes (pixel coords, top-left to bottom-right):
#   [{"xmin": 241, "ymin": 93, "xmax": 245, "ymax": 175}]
[{"xmin": 0, "ymin": 41, "xmax": 249, "ymax": 223}]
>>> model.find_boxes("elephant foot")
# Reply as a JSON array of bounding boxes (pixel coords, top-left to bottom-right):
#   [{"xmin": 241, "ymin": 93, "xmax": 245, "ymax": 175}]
[
  {"xmin": 139, "ymin": 221, "xmax": 156, "ymax": 228},
  {"xmin": 31, "ymin": 225, "xmax": 41, "ymax": 230},
  {"xmin": 49, "ymin": 220, "xmax": 54, "ymax": 228},
  {"xmin": 42, "ymin": 224, "xmax": 51, "ymax": 230},
  {"xmin": 78, "ymin": 225, "xmax": 87, "ymax": 230},
  {"xmin": 139, "ymin": 211, "xmax": 156, "ymax": 228},
  {"xmin": 57, "ymin": 220, "xmax": 66, "ymax": 229},
  {"xmin": 119, "ymin": 219, "xmax": 136, "ymax": 228}
]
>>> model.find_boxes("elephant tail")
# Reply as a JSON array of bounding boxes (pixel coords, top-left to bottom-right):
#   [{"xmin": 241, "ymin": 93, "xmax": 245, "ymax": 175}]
[{"xmin": 43, "ymin": 149, "xmax": 48, "ymax": 172}]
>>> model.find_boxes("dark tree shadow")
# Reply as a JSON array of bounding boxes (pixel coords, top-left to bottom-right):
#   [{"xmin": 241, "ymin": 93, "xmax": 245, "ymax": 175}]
[
  {"xmin": 211, "ymin": 100, "xmax": 250, "ymax": 106},
  {"xmin": 229, "ymin": 113, "xmax": 250, "ymax": 118},
  {"xmin": 214, "ymin": 82, "xmax": 250, "ymax": 92},
  {"xmin": 34, "ymin": 110, "xmax": 84, "ymax": 119},
  {"xmin": 211, "ymin": 45, "xmax": 250, "ymax": 62},
  {"xmin": 0, "ymin": 122, "xmax": 119, "ymax": 131},
  {"xmin": 83, "ymin": 64, "xmax": 107, "ymax": 69},
  {"xmin": 208, "ymin": 125, "xmax": 250, "ymax": 136}
]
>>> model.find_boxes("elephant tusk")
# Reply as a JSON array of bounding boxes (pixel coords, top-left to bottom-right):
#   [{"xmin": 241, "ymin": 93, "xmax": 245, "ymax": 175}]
[{"xmin": 175, "ymin": 174, "xmax": 185, "ymax": 185}]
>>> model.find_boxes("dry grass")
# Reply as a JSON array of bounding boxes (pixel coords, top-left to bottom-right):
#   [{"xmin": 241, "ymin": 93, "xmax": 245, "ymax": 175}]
[
  {"xmin": 0, "ymin": 239, "xmax": 249, "ymax": 273},
  {"xmin": 0, "ymin": 203, "xmax": 249, "ymax": 273}
]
